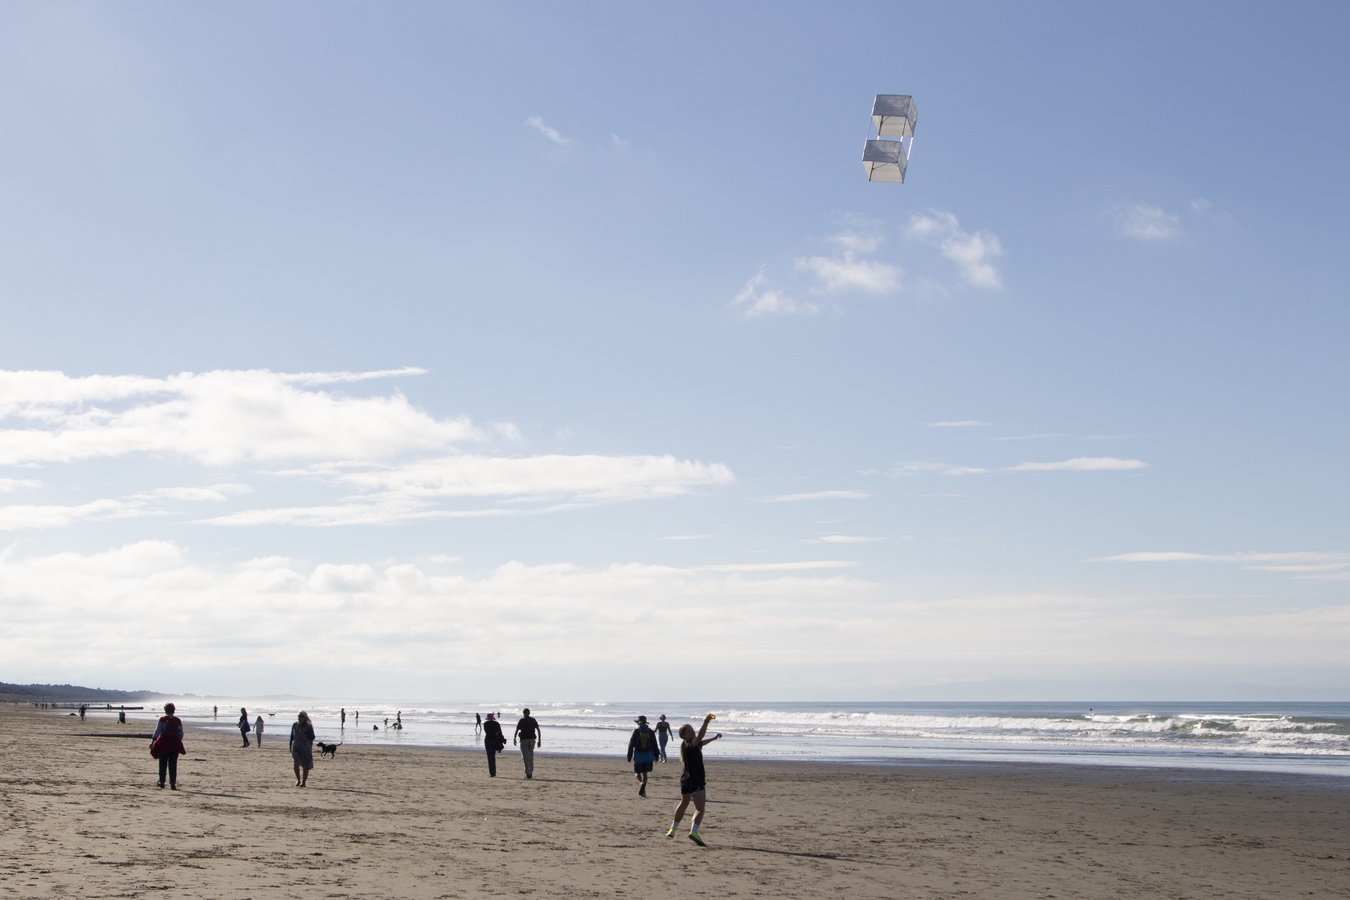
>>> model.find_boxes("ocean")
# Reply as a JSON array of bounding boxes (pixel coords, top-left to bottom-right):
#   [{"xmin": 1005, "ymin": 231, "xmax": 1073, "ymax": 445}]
[{"xmin": 98, "ymin": 699, "xmax": 1350, "ymax": 777}]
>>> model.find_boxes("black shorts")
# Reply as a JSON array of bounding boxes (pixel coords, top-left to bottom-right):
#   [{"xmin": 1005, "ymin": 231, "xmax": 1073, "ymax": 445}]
[
  {"xmin": 634, "ymin": 761, "xmax": 653, "ymax": 774},
  {"xmin": 679, "ymin": 777, "xmax": 706, "ymax": 796}
]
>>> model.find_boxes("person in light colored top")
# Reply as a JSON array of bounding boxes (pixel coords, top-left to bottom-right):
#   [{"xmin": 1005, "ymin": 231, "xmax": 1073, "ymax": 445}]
[{"xmin": 254, "ymin": 715, "xmax": 265, "ymax": 747}]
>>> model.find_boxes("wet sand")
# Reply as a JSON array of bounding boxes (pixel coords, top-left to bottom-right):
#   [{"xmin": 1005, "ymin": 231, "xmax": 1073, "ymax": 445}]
[{"xmin": 1, "ymin": 704, "xmax": 1348, "ymax": 898}]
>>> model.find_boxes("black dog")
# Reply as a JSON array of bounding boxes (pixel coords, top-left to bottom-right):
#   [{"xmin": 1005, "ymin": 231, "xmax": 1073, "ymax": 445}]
[{"xmin": 316, "ymin": 741, "xmax": 343, "ymax": 759}]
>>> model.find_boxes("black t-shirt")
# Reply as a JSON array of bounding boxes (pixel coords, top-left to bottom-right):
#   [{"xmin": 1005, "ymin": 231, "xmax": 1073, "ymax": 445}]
[
  {"xmin": 516, "ymin": 716, "xmax": 539, "ymax": 740},
  {"xmin": 655, "ymin": 720, "xmax": 672, "ymax": 736},
  {"xmin": 680, "ymin": 740, "xmax": 705, "ymax": 784}
]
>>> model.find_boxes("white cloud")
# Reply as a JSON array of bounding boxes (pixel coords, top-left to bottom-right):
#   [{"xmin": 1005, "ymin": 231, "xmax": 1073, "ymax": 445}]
[
  {"xmin": 732, "ymin": 269, "xmax": 817, "ymax": 317},
  {"xmin": 8, "ymin": 541, "xmax": 1350, "ymax": 695},
  {"xmin": 1100, "ymin": 550, "xmax": 1350, "ymax": 580},
  {"xmin": 526, "ymin": 116, "xmax": 571, "ymax": 145},
  {"xmin": 202, "ymin": 454, "xmax": 734, "ymax": 527},
  {"xmin": 1115, "ymin": 204, "xmax": 1182, "ymax": 241},
  {"xmin": 928, "ymin": 420, "xmax": 989, "ymax": 428},
  {"xmin": 0, "ymin": 542, "xmax": 878, "ymax": 677},
  {"xmin": 1006, "ymin": 457, "xmax": 1147, "ymax": 472},
  {"xmin": 698, "ymin": 561, "xmax": 860, "ymax": 572},
  {"xmin": 892, "ymin": 462, "xmax": 990, "ymax": 477},
  {"xmin": 133, "ymin": 484, "xmax": 252, "ymax": 502},
  {"xmin": 763, "ymin": 490, "xmax": 871, "ymax": 502},
  {"xmin": 812, "ymin": 535, "xmax": 884, "ymax": 544},
  {"xmin": 795, "ymin": 252, "xmax": 901, "ymax": 294},
  {"xmin": 827, "ymin": 231, "xmax": 881, "ymax": 254},
  {"xmin": 0, "ymin": 478, "xmax": 41, "ymax": 492},
  {"xmin": 0, "ymin": 499, "xmax": 151, "ymax": 530},
  {"xmin": 0, "ymin": 368, "xmax": 470, "ymax": 466},
  {"xmin": 906, "ymin": 211, "xmax": 1003, "ymax": 288}
]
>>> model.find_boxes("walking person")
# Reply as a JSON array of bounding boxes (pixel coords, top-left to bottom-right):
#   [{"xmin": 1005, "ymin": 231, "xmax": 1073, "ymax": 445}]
[
  {"xmin": 150, "ymin": 702, "xmax": 187, "ymax": 790},
  {"xmin": 513, "ymin": 708, "xmax": 542, "ymax": 779},
  {"xmin": 475, "ymin": 712, "xmax": 482, "ymax": 734},
  {"xmin": 667, "ymin": 714, "xmax": 722, "ymax": 846},
  {"xmin": 655, "ymin": 714, "xmax": 673, "ymax": 762},
  {"xmin": 340, "ymin": 708, "xmax": 346, "ymax": 729},
  {"xmin": 627, "ymin": 716, "xmax": 659, "ymax": 796},
  {"xmin": 254, "ymin": 715, "xmax": 265, "ymax": 747},
  {"xmin": 290, "ymin": 711, "xmax": 315, "ymax": 787},
  {"xmin": 238, "ymin": 708, "xmax": 252, "ymax": 747},
  {"xmin": 483, "ymin": 713, "xmax": 505, "ymax": 777}
]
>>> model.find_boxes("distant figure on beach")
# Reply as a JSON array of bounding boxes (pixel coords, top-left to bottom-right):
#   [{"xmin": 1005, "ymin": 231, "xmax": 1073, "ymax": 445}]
[
  {"xmin": 118, "ymin": 709, "xmax": 126, "ymax": 724},
  {"xmin": 238, "ymin": 708, "xmax": 251, "ymax": 747},
  {"xmin": 655, "ymin": 715, "xmax": 672, "ymax": 762},
  {"xmin": 475, "ymin": 712, "xmax": 482, "ymax": 733},
  {"xmin": 628, "ymin": 716, "xmax": 659, "ymax": 796},
  {"xmin": 150, "ymin": 702, "xmax": 186, "ymax": 790},
  {"xmin": 397, "ymin": 710, "xmax": 402, "ymax": 728},
  {"xmin": 79, "ymin": 704, "xmax": 86, "ymax": 722},
  {"xmin": 355, "ymin": 710, "xmax": 359, "ymax": 726},
  {"xmin": 290, "ymin": 711, "xmax": 315, "ymax": 787},
  {"xmin": 254, "ymin": 715, "xmax": 265, "ymax": 747},
  {"xmin": 213, "ymin": 705, "xmax": 218, "ymax": 719},
  {"xmin": 513, "ymin": 709, "xmax": 542, "ymax": 779},
  {"xmin": 667, "ymin": 714, "xmax": 721, "ymax": 846},
  {"xmin": 341, "ymin": 708, "xmax": 346, "ymax": 729},
  {"xmin": 483, "ymin": 713, "xmax": 506, "ymax": 777}
]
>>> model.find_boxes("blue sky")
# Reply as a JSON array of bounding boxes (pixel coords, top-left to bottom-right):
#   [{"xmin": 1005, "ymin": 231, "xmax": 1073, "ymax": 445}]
[{"xmin": 1, "ymin": 2, "xmax": 1347, "ymax": 700}]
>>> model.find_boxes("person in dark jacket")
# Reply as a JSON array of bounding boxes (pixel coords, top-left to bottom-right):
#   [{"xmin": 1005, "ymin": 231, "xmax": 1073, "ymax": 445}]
[
  {"xmin": 483, "ymin": 713, "xmax": 505, "ymax": 776},
  {"xmin": 238, "ymin": 708, "xmax": 251, "ymax": 747},
  {"xmin": 627, "ymin": 715, "xmax": 659, "ymax": 797},
  {"xmin": 290, "ymin": 711, "xmax": 315, "ymax": 787},
  {"xmin": 151, "ymin": 702, "xmax": 187, "ymax": 790}
]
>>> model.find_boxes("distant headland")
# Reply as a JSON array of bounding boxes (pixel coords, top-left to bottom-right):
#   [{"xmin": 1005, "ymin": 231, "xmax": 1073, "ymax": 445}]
[{"xmin": 0, "ymin": 682, "xmax": 162, "ymax": 703}]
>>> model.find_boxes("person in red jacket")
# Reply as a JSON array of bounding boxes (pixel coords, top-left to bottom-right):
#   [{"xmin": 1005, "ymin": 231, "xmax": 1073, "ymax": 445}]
[{"xmin": 150, "ymin": 702, "xmax": 187, "ymax": 790}]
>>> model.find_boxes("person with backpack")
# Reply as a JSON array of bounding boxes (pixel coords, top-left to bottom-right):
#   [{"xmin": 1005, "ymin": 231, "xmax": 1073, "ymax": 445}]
[
  {"xmin": 150, "ymin": 702, "xmax": 187, "ymax": 790},
  {"xmin": 627, "ymin": 715, "xmax": 660, "ymax": 797}
]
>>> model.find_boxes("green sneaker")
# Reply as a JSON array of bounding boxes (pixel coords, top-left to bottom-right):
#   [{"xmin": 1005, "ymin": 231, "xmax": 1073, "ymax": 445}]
[
  {"xmin": 687, "ymin": 831, "xmax": 706, "ymax": 847},
  {"xmin": 665, "ymin": 828, "xmax": 675, "ymax": 838}
]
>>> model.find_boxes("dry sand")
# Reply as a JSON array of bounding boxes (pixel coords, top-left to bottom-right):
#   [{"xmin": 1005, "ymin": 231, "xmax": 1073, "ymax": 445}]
[{"xmin": 1, "ymin": 704, "xmax": 1348, "ymax": 898}]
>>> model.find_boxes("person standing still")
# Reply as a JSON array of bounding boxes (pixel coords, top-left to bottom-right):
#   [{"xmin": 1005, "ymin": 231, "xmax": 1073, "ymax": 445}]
[
  {"xmin": 655, "ymin": 714, "xmax": 673, "ymax": 762},
  {"xmin": 238, "ymin": 708, "xmax": 251, "ymax": 747},
  {"xmin": 513, "ymin": 708, "xmax": 542, "ymax": 779},
  {"xmin": 290, "ymin": 711, "xmax": 315, "ymax": 787},
  {"xmin": 150, "ymin": 702, "xmax": 187, "ymax": 790},
  {"xmin": 254, "ymin": 715, "xmax": 265, "ymax": 747},
  {"xmin": 483, "ymin": 713, "xmax": 505, "ymax": 776},
  {"xmin": 340, "ymin": 708, "xmax": 346, "ymax": 729}
]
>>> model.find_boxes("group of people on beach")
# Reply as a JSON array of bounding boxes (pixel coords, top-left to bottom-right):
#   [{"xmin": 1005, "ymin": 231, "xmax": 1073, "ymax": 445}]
[
  {"xmin": 153, "ymin": 703, "xmax": 319, "ymax": 789},
  {"xmin": 149, "ymin": 703, "xmax": 725, "ymax": 845}
]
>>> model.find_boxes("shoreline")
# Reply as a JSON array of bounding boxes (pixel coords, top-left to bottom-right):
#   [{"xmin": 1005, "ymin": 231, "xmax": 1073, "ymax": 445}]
[
  {"xmin": 4, "ymin": 705, "xmax": 1349, "ymax": 898},
  {"xmin": 76, "ymin": 702, "xmax": 1350, "ymax": 782}
]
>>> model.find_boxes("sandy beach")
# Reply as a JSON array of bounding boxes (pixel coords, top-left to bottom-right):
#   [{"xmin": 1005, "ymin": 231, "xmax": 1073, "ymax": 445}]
[{"xmin": 1, "ymin": 705, "xmax": 1348, "ymax": 899}]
